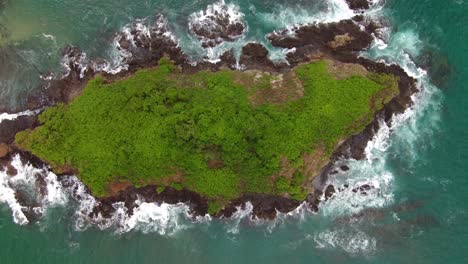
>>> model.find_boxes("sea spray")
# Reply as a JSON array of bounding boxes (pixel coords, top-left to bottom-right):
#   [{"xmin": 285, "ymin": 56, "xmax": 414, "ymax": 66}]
[
  {"xmin": 0, "ymin": 155, "xmax": 67, "ymax": 225},
  {"xmin": 0, "ymin": 109, "xmax": 39, "ymax": 123}
]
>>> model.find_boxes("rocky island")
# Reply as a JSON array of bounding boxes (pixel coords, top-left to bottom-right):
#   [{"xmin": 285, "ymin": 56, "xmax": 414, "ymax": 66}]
[{"xmin": 0, "ymin": 1, "xmax": 418, "ymax": 220}]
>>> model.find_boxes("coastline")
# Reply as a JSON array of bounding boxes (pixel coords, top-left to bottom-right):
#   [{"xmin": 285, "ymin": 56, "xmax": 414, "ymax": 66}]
[{"xmin": 0, "ymin": 1, "xmax": 419, "ymax": 221}]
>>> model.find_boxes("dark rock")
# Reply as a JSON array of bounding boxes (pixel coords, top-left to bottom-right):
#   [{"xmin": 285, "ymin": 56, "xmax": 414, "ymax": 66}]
[
  {"xmin": 324, "ymin": 185, "xmax": 336, "ymax": 200},
  {"xmin": 188, "ymin": 1, "xmax": 245, "ymax": 48},
  {"xmin": 221, "ymin": 194, "xmax": 301, "ymax": 220},
  {"xmin": 239, "ymin": 43, "xmax": 279, "ymax": 71},
  {"xmin": 268, "ymin": 20, "xmax": 373, "ymax": 53},
  {"xmin": 6, "ymin": 164, "xmax": 17, "ymax": 176},
  {"xmin": 0, "ymin": 115, "xmax": 38, "ymax": 144},
  {"xmin": 306, "ymin": 190, "xmax": 322, "ymax": 213},
  {"xmin": 219, "ymin": 49, "xmax": 237, "ymax": 67},
  {"xmin": 340, "ymin": 165, "xmax": 350, "ymax": 171},
  {"xmin": 359, "ymin": 184, "xmax": 372, "ymax": 192},
  {"xmin": 345, "ymin": 0, "xmax": 370, "ymax": 10},
  {"xmin": 92, "ymin": 185, "xmax": 208, "ymax": 219}
]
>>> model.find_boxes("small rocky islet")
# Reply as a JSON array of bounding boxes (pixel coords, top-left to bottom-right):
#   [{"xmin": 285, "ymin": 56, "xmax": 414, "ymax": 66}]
[{"xmin": 0, "ymin": 1, "xmax": 418, "ymax": 220}]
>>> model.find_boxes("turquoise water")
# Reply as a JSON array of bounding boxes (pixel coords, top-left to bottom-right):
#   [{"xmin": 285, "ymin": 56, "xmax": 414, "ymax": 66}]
[{"xmin": 1, "ymin": 0, "xmax": 468, "ymax": 263}]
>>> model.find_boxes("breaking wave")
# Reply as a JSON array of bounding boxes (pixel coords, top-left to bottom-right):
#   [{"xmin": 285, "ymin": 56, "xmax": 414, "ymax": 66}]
[{"xmin": 188, "ymin": 0, "xmax": 246, "ymax": 48}]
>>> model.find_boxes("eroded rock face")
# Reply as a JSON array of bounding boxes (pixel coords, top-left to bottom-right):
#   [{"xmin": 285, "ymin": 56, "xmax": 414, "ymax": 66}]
[
  {"xmin": 92, "ymin": 185, "xmax": 209, "ymax": 218},
  {"xmin": 268, "ymin": 20, "xmax": 373, "ymax": 55},
  {"xmin": 0, "ymin": 115, "xmax": 38, "ymax": 144},
  {"xmin": 221, "ymin": 194, "xmax": 302, "ymax": 220},
  {"xmin": 188, "ymin": 1, "xmax": 246, "ymax": 48},
  {"xmin": 115, "ymin": 15, "xmax": 188, "ymax": 68}
]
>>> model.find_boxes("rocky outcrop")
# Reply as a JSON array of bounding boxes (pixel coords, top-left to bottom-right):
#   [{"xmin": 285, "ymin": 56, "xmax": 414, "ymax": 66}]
[
  {"xmin": 268, "ymin": 20, "xmax": 373, "ymax": 53},
  {"xmin": 188, "ymin": 1, "xmax": 246, "ymax": 48},
  {"xmin": 221, "ymin": 194, "xmax": 302, "ymax": 220},
  {"xmin": 92, "ymin": 185, "xmax": 209, "ymax": 218},
  {"xmin": 0, "ymin": 115, "xmax": 38, "ymax": 144},
  {"xmin": 345, "ymin": 0, "xmax": 370, "ymax": 11}
]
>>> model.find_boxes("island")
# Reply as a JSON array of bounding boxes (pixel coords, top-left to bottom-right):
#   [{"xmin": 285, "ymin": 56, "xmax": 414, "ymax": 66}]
[{"xmin": 0, "ymin": 5, "xmax": 418, "ymax": 220}]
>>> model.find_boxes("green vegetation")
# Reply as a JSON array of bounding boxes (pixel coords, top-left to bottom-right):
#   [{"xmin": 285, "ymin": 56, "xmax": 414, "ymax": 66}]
[{"xmin": 15, "ymin": 58, "xmax": 399, "ymax": 213}]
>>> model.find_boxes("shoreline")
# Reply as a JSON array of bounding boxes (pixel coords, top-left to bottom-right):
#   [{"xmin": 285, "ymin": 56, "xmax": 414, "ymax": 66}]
[{"xmin": 0, "ymin": 1, "xmax": 419, "ymax": 221}]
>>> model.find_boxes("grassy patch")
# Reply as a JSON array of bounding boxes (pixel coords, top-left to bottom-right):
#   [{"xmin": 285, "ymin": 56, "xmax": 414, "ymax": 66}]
[{"xmin": 15, "ymin": 59, "xmax": 398, "ymax": 213}]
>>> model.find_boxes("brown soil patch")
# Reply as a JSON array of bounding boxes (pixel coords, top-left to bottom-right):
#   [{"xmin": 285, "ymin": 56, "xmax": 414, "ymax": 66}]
[
  {"xmin": 53, "ymin": 164, "xmax": 78, "ymax": 175},
  {"xmin": 238, "ymin": 70, "xmax": 304, "ymax": 107},
  {"xmin": 302, "ymin": 144, "xmax": 329, "ymax": 179},
  {"xmin": 279, "ymin": 156, "xmax": 296, "ymax": 180},
  {"xmin": 325, "ymin": 59, "xmax": 368, "ymax": 79},
  {"xmin": 108, "ymin": 180, "xmax": 132, "ymax": 195},
  {"xmin": 207, "ymin": 159, "xmax": 224, "ymax": 169},
  {"xmin": 155, "ymin": 168, "xmax": 185, "ymax": 186}
]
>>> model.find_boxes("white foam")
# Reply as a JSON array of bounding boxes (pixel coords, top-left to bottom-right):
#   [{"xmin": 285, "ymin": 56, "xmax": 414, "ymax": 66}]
[
  {"xmin": 0, "ymin": 109, "xmax": 38, "ymax": 124},
  {"xmin": 0, "ymin": 168, "xmax": 29, "ymax": 225},
  {"xmin": 314, "ymin": 229, "xmax": 377, "ymax": 254},
  {"xmin": 106, "ymin": 15, "xmax": 178, "ymax": 74},
  {"xmin": 259, "ymin": 0, "xmax": 354, "ymax": 31},
  {"xmin": 0, "ymin": 155, "xmax": 67, "ymax": 225},
  {"xmin": 225, "ymin": 201, "xmax": 254, "ymax": 234},
  {"xmin": 116, "ymin": 201, "xmax": 191, "ymax": 235},
  {"xmin": 188, "ymin": 0, "xmax": 246, "ymax": 47}
]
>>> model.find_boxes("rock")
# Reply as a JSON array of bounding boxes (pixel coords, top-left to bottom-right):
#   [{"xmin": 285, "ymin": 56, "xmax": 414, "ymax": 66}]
[
  {"xmin": 221, "ymin": 194, "xmax": 301, "ymax": 220},
  {"xmin": 340, "ymin": 165, "xmax": 350, "ymax": 171},
  {"xmin": 0, "ymin": 115, "xmax": 38, "ymax": 144},
  {"xmin": 188, "ymin": 1, "xmax": 246, "ymax": 48},
  {"xmin": 359, "ymin": 184, "xmax": 372, "ymax": 192},
  {"xmin": 0, "ymin": 143, "xmax": 8, "ymax": 158},
  {"xmin": 345, "ymin": 0, "xmax": 370, "ymax": 10},
  {"xmin": 239, "ymin": 42, "xmax": 270, "ymax": 66},
  {"xmin": 6, "ymin": 165, "xmax": 17, "ymax": 176},
  {"xmin": 239, "ymin": 42, "xmax": 287, "ymax": 71},
  {"xmin": 324, "ymin": 185, "xmax": 336, "ymax": 200},
  {"xmin": 92, "ymin": 185, "xmax": 209, "ymax": 219},
  {"xmin": 268, "ymin": 20, "xmax": 373, "ymax": 53}
]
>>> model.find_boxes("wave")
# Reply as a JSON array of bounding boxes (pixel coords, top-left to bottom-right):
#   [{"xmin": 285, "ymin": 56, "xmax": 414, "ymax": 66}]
[
  {"xmin": 0, "ymin": 109, "xmax": 38, "ymax": 123},
  {"xmin": 188, "ymin": 0, "xmax": 246, "ymax": 48},
  {"xmin": 259, "ymin": 0, "xmax": 354, "ymax": 30},
  {"xmin": 0, "ymin": 155, "xmax": 67, "ymax": 225}
]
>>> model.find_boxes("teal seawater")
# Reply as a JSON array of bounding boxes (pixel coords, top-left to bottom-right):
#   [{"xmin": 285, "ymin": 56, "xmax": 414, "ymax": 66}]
[{"xmin": 1, "ymin": 0, "xmax": 468, "ymax": 263}]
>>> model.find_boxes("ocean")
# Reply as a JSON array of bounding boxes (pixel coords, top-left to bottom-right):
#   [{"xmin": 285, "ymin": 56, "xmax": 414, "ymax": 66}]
[{"xmin": 0, "ymin": 0, "xmax": 467, "ymax": 263}]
